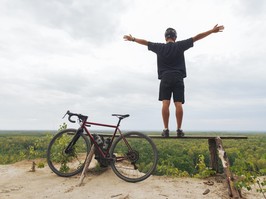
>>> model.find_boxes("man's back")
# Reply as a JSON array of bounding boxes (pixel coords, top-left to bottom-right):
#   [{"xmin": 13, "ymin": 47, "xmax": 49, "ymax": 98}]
[{"xmin": 148, "ymin": 38, "xmax": 194, "ymax": 79}]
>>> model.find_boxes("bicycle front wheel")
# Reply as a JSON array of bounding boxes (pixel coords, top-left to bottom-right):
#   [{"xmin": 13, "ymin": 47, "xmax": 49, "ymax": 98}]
[
  {"xmin": 47, "ymin": 128, "xmax": 91, "ymax": 177},
  {"xmin": 110, "ymin": 131, "xmax": 158, "ymax": 183}
]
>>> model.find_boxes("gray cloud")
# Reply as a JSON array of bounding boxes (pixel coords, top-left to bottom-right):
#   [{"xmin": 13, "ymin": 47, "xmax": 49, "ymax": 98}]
[
  {"xmin": 184, "ymin": 50, "xmax": 266, "ymax": 131},
  {"xmin": 232, "ymin": 0, "xmax": 266, "ymax": 18},
  {"xmin": 0, "ymin": 0, "xmax": 266, "ymax": 131},
  {"xmin": 4, "ymin": 0, "xmax": 126, "ymax": 44}
]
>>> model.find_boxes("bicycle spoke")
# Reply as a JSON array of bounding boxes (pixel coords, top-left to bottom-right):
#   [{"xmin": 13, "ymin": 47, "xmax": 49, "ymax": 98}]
[{"xmin": 110, "ymin": 132, "xmax": 158, "ymax": 182}]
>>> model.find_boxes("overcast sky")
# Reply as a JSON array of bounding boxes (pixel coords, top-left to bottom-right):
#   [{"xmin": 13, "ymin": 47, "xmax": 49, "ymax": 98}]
[{"xmin": 0, "ymin": 0, "xmax": 265, "ymax": 132}]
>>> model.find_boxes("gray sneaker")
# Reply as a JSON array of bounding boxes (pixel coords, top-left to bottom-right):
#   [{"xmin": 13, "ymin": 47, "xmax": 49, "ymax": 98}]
[
  {"xmin": 161, "ymin": 129, "xmax": 169, "ymax": 137},
  {"xmin": 177, "ymin": 129, "xmax": 185, "ymax": 137}
]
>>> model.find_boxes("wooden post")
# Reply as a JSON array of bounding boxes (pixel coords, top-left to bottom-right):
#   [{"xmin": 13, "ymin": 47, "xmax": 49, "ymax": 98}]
[
  {"xmin": 78, "ymin": 144, "xmax": 95, "ymax": 186},
  {"xmin": 215, "ymin": 137, "xmax": 242, "ymax": 198},
  {"xmin": 208, "ymin": 138, "xmax": 219, "ymax": 172}
]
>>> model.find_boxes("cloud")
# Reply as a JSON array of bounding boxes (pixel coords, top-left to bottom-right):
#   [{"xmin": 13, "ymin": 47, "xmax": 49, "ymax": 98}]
[
  {"xmin": 232, "ymin": 0, "xmax": 266, "ymax": 18},
  {"xmin": 0, "ymin": 0, "xmax": 265, "ymax": 131},
  {"xmin": 2, "ymin": 0, "xmax": 126, "ymax": 44},
  {"xmin": 184, "ymin": 50, "xmax": 266, "ymax": 131}
]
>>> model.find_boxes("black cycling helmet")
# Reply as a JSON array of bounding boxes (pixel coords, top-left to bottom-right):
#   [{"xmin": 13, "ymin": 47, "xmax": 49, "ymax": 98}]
[{"xmin": 165, "ymin": 28, "xmax": 177, "ymax": 40}]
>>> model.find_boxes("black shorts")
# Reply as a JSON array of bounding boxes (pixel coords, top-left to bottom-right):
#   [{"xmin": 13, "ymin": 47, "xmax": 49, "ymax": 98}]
[{"xmin": 159, "ymin": 73, "xmax": 185, "ymax": 103}]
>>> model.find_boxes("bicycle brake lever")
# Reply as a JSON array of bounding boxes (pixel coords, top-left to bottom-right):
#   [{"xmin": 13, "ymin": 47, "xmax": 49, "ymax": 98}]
[{"xmin": 62, "ymin": 110, "xmax": 70, "ymax": 119}]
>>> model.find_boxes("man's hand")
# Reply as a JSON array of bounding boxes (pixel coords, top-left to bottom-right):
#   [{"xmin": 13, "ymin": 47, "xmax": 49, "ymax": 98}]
[
  {"xmin": 193, "ymin": 24, "xmax": 224, "ymax": 42},
  {"xmin": 212, "ymin": 24, "xmax": 224, "ymax": 33},
  {"xmin": 123, "ymin": 34, "xmax": 148, "ymax": 46},
  {"xmin": 123, "ymin": 34, "xmax": 135, "ymax": 41}
]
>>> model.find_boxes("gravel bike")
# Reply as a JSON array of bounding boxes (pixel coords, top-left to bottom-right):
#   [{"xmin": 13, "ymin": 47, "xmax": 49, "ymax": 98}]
[{"xmin": 47, "ymin": 111, "xmax": 158, "ymax": 183}]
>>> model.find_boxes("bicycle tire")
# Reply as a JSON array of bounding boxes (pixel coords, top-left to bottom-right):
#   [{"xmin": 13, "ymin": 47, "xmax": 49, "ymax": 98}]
[
  {"xmin": 110, "ymin": 131, "xmax": 158, "ymax": 183},
  {"xmin": 47, "ymin": 128, "xmax": 91, "ymax": 177}
]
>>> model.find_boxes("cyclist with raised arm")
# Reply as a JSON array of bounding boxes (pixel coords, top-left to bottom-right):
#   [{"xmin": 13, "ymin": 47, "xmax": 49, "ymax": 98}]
[{"xmin": 123, "ymin": 24, "xmax": 224, "ymax": 137}]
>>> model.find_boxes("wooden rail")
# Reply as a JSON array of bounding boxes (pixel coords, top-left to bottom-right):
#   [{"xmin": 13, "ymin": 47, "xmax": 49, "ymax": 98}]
[
  {"xmin": 100, "ymin": 134, "xmax": 247, "ymax": 140},
  {"xmin": 147, "ymin": 135, "xmax": 247, "ymax": 139}
]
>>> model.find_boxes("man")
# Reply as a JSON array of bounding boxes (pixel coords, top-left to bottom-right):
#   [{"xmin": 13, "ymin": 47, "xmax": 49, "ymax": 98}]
[{"xmin": 123, "ymin": 24, "xmax": 224, "ymax": 137}]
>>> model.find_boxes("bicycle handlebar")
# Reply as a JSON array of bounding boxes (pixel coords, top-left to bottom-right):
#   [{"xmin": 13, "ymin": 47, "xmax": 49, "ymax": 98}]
[
  {"xmin": 63, "ymin": 110, "xmax": 88, "ymax": 123},
  {"xmin": 63, "ymin": 110, "xmax": 130, "ymax": 123}
]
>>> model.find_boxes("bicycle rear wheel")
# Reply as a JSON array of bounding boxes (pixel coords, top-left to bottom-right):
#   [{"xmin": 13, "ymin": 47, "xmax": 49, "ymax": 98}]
[
  {"xmin": 110, "ymin": 131, "xmax": 158, "ymax": 182},
  {"xmin": 47, "ymin": 128, "xmax": 91, "ymax": 177}
]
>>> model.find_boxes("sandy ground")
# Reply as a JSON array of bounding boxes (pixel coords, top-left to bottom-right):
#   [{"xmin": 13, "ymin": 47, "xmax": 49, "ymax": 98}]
[{"xmin": 0, "ymin": 160, "xmax": 263, "ymax": 199}]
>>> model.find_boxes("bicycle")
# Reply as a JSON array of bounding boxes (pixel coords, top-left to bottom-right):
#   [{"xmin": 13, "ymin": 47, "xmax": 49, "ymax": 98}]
[{"xmin": 47, "ymin": 110, "xmax": 158, "ymax": 183}]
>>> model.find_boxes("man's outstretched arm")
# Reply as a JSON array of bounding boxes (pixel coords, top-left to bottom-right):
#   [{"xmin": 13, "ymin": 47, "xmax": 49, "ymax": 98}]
[
  {"xmin": 193, "ymin": 24, "xmax": 224, "ymax": 42},
  {"xmin": 123, "ymin": 34, "xmax": 148, "ymax": 46}
]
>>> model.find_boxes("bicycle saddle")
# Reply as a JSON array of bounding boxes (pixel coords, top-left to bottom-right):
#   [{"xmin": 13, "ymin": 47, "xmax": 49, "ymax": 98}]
[{"xmin": 112, "ymin": 114, "xmax": 130, "ymax": 119}]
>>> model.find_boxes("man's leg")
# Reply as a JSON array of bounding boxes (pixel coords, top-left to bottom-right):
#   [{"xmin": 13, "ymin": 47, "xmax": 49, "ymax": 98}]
[
  {"xmin": 162, "ymin": 100, "xmax": 171, "ymax": 129},
  {"xmin": 174, "ymin": 102, "xmax": 183, "ymax": 130}
]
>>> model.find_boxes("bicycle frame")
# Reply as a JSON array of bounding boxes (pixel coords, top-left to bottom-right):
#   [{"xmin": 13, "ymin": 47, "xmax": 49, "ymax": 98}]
[{"xmin": 78, "ymin": 117, "xmax": 131, "ymax": 160}]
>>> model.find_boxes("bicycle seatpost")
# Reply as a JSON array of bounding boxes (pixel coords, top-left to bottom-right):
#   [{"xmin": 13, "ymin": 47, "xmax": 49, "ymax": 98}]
[
  {"xmin": 116, "ymin": 117, "xmax": 123, "ymax": 127},
  {"xmin": 111, "ymin": 114, "xmax": 129, "ymax": 128}
]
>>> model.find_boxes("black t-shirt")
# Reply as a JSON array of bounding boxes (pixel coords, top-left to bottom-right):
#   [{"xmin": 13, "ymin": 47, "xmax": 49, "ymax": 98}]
[{"xmin": 148, "ymin": 38, "xmax": 194, "ymax": 79}]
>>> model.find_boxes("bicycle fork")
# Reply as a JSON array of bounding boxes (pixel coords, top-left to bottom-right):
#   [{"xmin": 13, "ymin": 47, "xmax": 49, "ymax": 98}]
[{"xmin": 64, "ymin": 128, "xmax": 83, "ymax": 154}]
